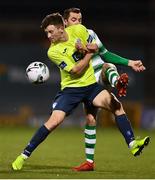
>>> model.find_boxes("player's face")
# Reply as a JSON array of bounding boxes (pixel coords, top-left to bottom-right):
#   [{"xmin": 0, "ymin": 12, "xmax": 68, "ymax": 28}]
[
  {"xmin": 65, "ymin": 12, "xmax": 82, "ymax": 27},
  {"xmin": 44, "ymin": 24, "xmax": 64, "ymax": 43}
]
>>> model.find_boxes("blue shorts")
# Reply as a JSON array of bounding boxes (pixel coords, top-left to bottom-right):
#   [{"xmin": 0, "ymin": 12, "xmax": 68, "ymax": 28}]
[{"xmin": 51, "ymin": 83, "xmax": 104, "ymax": 115}]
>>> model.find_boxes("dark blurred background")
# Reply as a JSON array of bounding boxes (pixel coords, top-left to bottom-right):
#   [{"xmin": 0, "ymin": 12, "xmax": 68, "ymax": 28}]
[{"xmin": 0, "ymin": 0, "xmax": 155, "ymax": 129}]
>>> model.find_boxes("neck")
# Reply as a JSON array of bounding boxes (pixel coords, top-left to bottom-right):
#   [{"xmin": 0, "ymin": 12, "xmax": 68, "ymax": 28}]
[{"xmin": 60, "ymin": 30, "xmax": 68, "ymax": 42}]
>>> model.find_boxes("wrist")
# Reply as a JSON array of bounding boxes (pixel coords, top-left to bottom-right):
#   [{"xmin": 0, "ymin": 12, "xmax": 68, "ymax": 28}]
[{"xmin": 128, "ymin": 60, "xmax": 132, "ymax": 67}]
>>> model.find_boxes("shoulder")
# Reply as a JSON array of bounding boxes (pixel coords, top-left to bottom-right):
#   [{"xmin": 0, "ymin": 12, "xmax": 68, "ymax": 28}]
[
  {"xmin": 47, "ymin": 44, "xmax": 61, "ymax": 60},
  {"xmin": 88, "ymin": 29, "xmax": 98, "ymax": 38},
  {"xmin": 66, "ymin": 24, "xmax": 87, "ymax": 31},
  {"xmin": 66, "ymin": 24, "xmax": 87, "ymax": 35},
  {"xmin": 88, "ymin": 29, "xmax": 95, "ymax": 34}
]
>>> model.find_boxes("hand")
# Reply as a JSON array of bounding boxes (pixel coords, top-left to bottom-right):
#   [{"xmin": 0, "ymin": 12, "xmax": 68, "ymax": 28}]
[
  {"xmin": 86, "ymin": 43, "xmax": 98, "ymax": 53},
  {"xmin": 75, "ymin": 39, "xmax": 98, "ymax": 54},
  {"xmin": 128, "ymin": 60, "xmax": 146, "ymax": 72},
  {"xmin": 75, "ymin": 39, "xmax": 88, "ymax": 54}
]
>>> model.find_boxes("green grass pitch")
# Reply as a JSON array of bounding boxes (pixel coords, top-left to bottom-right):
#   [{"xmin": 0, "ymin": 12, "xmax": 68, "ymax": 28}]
[{"xmin": 0, "ymin": 126, "xmax": 155, "ymax": 179}]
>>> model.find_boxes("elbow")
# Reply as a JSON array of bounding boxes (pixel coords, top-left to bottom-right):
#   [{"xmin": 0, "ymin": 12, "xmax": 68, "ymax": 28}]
[{"xmin": 70, "ymin": 67, "xmax": 83, "ymax": 76}]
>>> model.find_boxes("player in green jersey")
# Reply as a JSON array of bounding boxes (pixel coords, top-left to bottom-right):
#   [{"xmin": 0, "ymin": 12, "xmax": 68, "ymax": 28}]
[
  {"xmin": 63, "ymin": 7, "xmax": 147, "ymax": 171},
  {"xmin": 63, "ymin": 7, "xmax": 145, "ymax": 94},
  {"xmin": 12, "ymin": 12, "xmax": 149, "ymax": 171}
]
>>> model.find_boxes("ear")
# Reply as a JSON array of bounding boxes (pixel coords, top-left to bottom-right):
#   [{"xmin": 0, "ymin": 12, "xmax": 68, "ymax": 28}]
[
  {"xmin": 58, "ymin": 25, "xmax": 65, "ymax": 33},
  {"xmin": 64, "ymin": 19, "xmax": 67, "ymax": 27},
  {"xmin": 60, "ymin": 25, "xmax": 65, "ymax": 31}
]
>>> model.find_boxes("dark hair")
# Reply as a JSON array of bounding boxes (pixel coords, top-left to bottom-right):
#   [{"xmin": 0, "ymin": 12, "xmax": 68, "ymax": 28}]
[
  {"xmin": 63, "ymin": 7, "xmax": 81, "ymax": 20},
  {"xmin": 41, "ymin": 12, "xmax": 64, "ymax": 29}
]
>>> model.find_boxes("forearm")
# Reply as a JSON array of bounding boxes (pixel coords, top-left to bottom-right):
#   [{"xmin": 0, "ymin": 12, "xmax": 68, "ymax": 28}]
[
  {"xmin": 71, "ymin": 53, "xmax": 93, "ymax": 75},
  {"xmin": 100, "ymin": 51, "xmax": 129, "ymax": 66}
]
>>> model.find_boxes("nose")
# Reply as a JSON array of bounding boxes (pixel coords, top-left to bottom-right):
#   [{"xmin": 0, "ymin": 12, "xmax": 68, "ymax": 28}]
[{"xmin": 74, "ymin": 20, "xmax": 80, "ymax": 24}]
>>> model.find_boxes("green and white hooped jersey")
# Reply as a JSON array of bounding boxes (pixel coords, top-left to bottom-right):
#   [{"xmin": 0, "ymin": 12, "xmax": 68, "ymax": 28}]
[{"xmin": 88, "ymin": 29, "xmax": 107, "ymax": 82}]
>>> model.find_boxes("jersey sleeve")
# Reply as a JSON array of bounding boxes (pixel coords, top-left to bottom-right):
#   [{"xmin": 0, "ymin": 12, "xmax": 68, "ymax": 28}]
[
  {"xmin": 92, "ymin": 31, "xmax": 129, "ymax": 66},
  {"xmin": 88, "ymin": 29, "xmax": 108, "ymax": 57},
  {"xmin": 88, "ymin": 29, "xmax": 103, "ymax": 48},
  {"xmin": 103, "ymin": 51, "xmax": 129, "ymax": 65},
  {"xmin": 74, "ymin": 24, "xmax": 91, "ymax": 45},
  {"xmin": 48, "ymin": 49, "xmax": 74, "ymax": 72}
]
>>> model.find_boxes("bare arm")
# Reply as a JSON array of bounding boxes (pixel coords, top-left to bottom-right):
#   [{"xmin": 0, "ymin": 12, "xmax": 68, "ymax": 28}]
[
  {"xmin": 70, "ymin": 52, "xmax": 93, "ymax": 75},
  {"xmin": 75, "ymin": 41, "xmax": 98, "ymax": 54}
]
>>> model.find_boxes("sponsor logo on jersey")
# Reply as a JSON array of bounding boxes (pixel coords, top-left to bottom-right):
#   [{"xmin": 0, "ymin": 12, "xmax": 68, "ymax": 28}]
[
  {"xmin": 72, "ymin": 51, "xmax": 84, "ymax": 62},
  {"xmin": 59, "ymin": 61, "xmax": 67, "ymax": 69},
  {"xmin": 87, "ymin": 35, "xmax": 93, "ymax": 43}
]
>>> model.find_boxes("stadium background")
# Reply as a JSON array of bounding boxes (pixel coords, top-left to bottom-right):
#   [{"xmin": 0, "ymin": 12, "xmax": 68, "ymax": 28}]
[{"xmin": 0, "ymin": 0, "xmax": 155, "ymax": 129}]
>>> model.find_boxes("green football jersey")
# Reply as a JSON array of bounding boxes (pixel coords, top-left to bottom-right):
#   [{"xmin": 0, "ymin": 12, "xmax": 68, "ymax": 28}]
[{"xmin": 48, "ymin": 24, "xmax": 96, "ymax": 90}]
